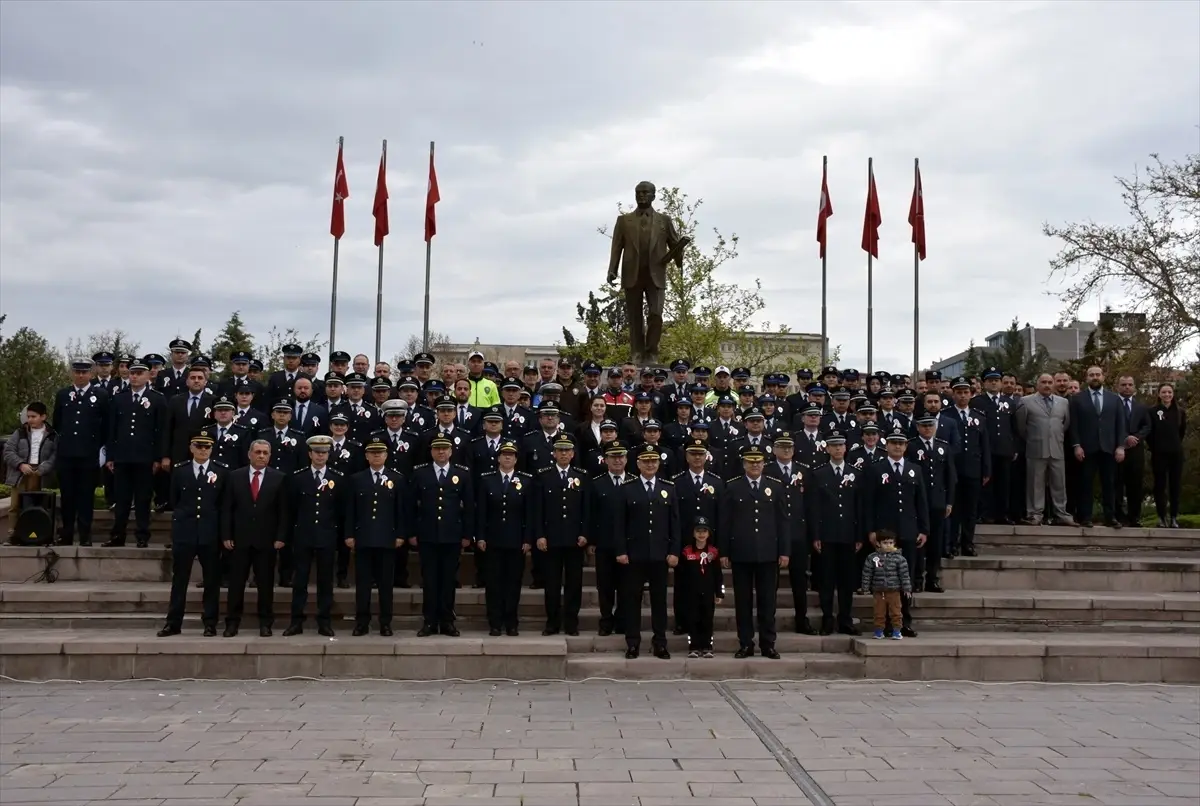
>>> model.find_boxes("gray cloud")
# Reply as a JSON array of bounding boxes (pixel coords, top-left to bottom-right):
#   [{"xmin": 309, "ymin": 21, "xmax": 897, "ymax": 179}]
[{"xmin": 0, "ymin": 0, "xmax": 1196, "ymax": 373}]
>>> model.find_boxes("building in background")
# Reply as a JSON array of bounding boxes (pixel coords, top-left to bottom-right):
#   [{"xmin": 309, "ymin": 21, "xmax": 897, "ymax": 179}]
[{"xmin": 932, "ymin": 320, "xmax": 1099, "ymax": 377}]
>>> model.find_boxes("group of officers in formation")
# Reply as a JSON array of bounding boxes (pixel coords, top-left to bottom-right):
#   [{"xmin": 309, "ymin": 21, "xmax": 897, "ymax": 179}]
[{"xmin": 48, "ymin": 341, "xmax": 1079, "ymax": 659}]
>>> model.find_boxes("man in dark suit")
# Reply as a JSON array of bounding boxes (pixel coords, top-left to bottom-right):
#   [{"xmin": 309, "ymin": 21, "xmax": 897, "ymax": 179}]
[
  {"xmin": 1114, "ymin": 375, "xmax": 1152, "ymax": 526},
  {"xmin": 408, "ymin": 434, "xmax": 474, "ymax": 637},
  {"xmin": 346, "ymin": 438, "xmax": 408, "ymax": 636},
  {"xmin": 909, "ymin": 416, "xmax": 956, "ymax": 592},
  {"xmin": 947, "ymin": 377, "xmax": 991, "ymax": 557},
  {"xmin": 1068, "ymin": 366, "xmax": 1128, "ymax": 528},
  {"xmin": 282, "ymin": 435, "xmax": 347, "ymax": 637},
  {"xmin": 475, "ymin": 440, "xmax": 533, "ymax": 636},
  {"xmin": 104, "ymin": 358, "xmax": 168, "ymax": 548},
  {"xmin": 531, "ymin": 436, "xmax": 590, "ymax": 636},
  {"xmin": 804, "ymin": 431, "xmax": 864, "ymax": 636},
  {"xmin": 972, "ymin": 366, "xmax": 1018, "ymax": 524},
  {"xmin": 865, "ymin": 432, "xmax": 929, "ymax": 637},
  {"xmin": 921, "ymin": 391, "xmax": 962, "ymax": 454},
  {"xmin": 587, "ymin": 441, "xmax": 634, "ymax": 637},
  {"xmin": 158, "ymin": 432, "xmax": 226, "ymax": 637},
  {"xmin": 53, "ymin": 357, "xmax": 110, "ymax": 546},
  {"xmin": 221, "ymin": 438, "xmax": 288, "ymax": 636},
  {"xmin": 290, "ymin": 377, "xmax": 329, "ymax": 436},
  {"xmin": 719, "ymin": 445, "xmax": 789, "ymax": 659},
  {"xmin": 671, "ymin": 438, "xmax": 724, "ymax": 636},
  {"xmin": 162, "ymin": 367, "xmax": 216, "ymax": 473},
  {"xmin": 615, "ymin": 446, "xmax": 681, "ymax": 659}
]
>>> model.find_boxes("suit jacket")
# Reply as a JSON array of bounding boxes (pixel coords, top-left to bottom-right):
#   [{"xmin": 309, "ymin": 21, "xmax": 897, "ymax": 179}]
[
  {"xmin": 1119, "ymin": 395, "xmax": 1152, "ymax": 449},
  {"xmin": 290, "ymin": 400, "xmax": 328, "ymax": 436},
  {"xmin": 608, "ymin": 207, "xmax": 684, "ymax": 290},
  {"xmin": 1015, "ymin": 394, "xmax": 1071, "ymax": 460},
  {"xmin": 52, "ymin": 385, "xmax": 109, "ymax": 459},
  {"xmin": 408, "ymin": 463, "xmax": 474, "ymax": 544},
  {"xmin": 107, "ymin": 387, "xmax": 168, "ymax": 464},
  {"xmin": 220, "ymin": 465, "xmax": 289, "ymax": 549},
  {"xmin": 347, "ymin": 467, "xmax": 408, "ymax": 548},
  {"xmin": 1069, "ymin": 388, "xmax": 1128, "ymax": 455},
  {"xmin": 805, "ymin": 463, "xmax": 865, "ymax": 545},
  {"xmin": 531, "ymin": 464, "xmax": 591, "ymax": 547},
  {"xmin": 717, "ymin": 475, "xmax": 788, "ymax": 563},
  {"xmin": 672, "ymin": 469, "xmax": 724, "ymax": 545},
  {"xmin": 163, "ymin": 390, "xmax": 216, "ymax": 462},
  {"xmin": 864, "ymin": 458, "xmax": 930, "ymax": 543},
  {"xmin": 170, "ymin": 461, "xmax": 227, "ymax": 546},
  {"xmin": 286, "ymin": 466, "xmax": 347, "ymax": 548},
  {"xmin": 615, "ymin": 476, "xmax": 681, "ymax": 562},
  {"xmin": 475, "ymin": 470, "xmax": 534, "ymax": 550}
]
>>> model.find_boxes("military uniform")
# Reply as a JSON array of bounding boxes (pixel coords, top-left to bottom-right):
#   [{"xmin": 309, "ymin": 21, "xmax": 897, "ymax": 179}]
[
  {"xmin": 475, "ymin": 450, "xmax": 533, "ymax": 634},
  {"xmin": 947, "ymin": 379, "xmax": 991, "ymax": 557},
  {"xmin": 763, "ymin": 434, "xmax": 814, "ymax": 635},
  {"xmin": 160, "ymin": 437, "xmax": 225, "ymax": 636},
  {"xmin": 908, "ymin": 423, "xmax": 956, "ymax": 592},
  {"xmin": 587, "ymin": 448, "xmax": 634, "ymax": 636},
  {"xmin": 52, "ymin": 364, "xmax": 110, "ymax": 545},
  {"xmin": 347, "ymin": 446, "xmax": 408, "ymax": 636},
  {"xmin": 532, "ymin": 448, "xmax": 590, "ymax": 635},
  {"xmin": 283, "ymin": 441, "xmax": 346, "ymax": 636},
  {"xmin": 204, "ymin": 418, "xmax": 251, "ymax": 470},
  {"xmin": 327, "ymin": 417, "xmax": 366, "ymax": 586},
  {"xmin": 105, "ymin": 371, "xmax": 168, "ymax": 547},
  {"xmin": 409, "ymin": 442, "xmax": 474, "ymax": 636},
  {"xmin": 972, "ymin": 367, "xmax": 1017, "ymax": 524},
  {"xmin": 805, "ymin": 440, "xmax": 865, "ymax": 635}
]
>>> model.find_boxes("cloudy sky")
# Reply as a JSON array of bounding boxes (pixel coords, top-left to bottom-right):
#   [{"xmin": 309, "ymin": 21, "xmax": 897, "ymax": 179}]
[{"xmin": 1, "ymin": 0, "xmax": 1196, "ymax": 373}]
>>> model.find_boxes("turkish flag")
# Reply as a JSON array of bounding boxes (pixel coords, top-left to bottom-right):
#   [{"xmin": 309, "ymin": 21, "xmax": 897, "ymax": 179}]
[
  {"xmin": 861, "ymin": 170, "xmax": 881, "ymax": 258},
  {"xmin": 373, "ymin": 151, "xmax": 389, "ymax": 247},
  {"xmin": 909, "ymin": 164, "xmax": 926, "ymax": 261},
  {"xmin": 425, "ymin": 151, "xmax": 440, "ymax": 243},
  {"xmin": 816, "ymin": 164, "xmax": 833, "ymax": 258},
  {"xmin": 330, "ymin": 143, "xmax": 349, "ymax": 240}
]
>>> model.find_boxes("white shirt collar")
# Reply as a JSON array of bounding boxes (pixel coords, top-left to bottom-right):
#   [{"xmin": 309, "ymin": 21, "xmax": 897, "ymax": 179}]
[
  {"xmin": 192, "ymin": 461, "xmax": 207, "ymax": 475},
  {"xmin": 829, "ymin": 461, "xmax": 846, "ymax": 472},
  {"xmin": 434, "ymin": 462, "xmax": 451, "ymax": 473},
  {"xmin": 249, "ymin": 466, "xmax": 264, "ymax": 479}
]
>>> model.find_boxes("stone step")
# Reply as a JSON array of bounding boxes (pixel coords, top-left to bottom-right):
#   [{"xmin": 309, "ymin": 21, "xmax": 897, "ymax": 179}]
[
  {"xmin": 566, "ymin": 653, "xmax": 865, "ymax": 681},
  {"xmin": 976, "ymin": 530, "xmax": 1200, "ymax": 554},
  {"xmin": 564, "ymin": 633, "xmax": 854, "ymax": 654}
]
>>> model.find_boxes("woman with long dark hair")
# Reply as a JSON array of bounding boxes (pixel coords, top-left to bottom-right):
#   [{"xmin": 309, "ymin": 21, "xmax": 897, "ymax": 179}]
[{"xmin": 1147, "ymin": 383, "xmax": 1187, "ymax": 528}]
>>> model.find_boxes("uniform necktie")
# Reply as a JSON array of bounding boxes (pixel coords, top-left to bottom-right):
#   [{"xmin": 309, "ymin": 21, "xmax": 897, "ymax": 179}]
[
  {"xmin": 394, "ymin": 434, "xmax": 402, "ymax": 449},
  {"xmin": 189, "ymin": 396, "xmax": 198, "ymax": 416},
  {"xmin": 196, "ymin": 464, "xmax": 205, "ymax": 480},
  {"xmin": 277, "ymin": 430, "xmax": 287, "ymax": 441},
  {"xmin": 375, "ymin": 471, "xmax": 383, "ymax": 486},
  {"xmin": 613, "ymin": 475, "xmax": 622, "ymax": 486},
  {"xmin": 835, "ymin": 467, "xmax": 842, "ymax": 480},
  {"xmin": 287, "ymin": 373, "xmax": 294, "ymax": 383},
  {"xmin": 694, "ymin": 474, "xmax": 703, "ymax": 489},
  {"xmin": 645, "ymin": 480, "xmax": 654, "ymax": 494},
  {"xmin": 1124, "ymin": 397, "xmax": 1132, "ymax": 418},
  {"xmin": 219, "ymin": 427, "xmax": 226, "ymax": 441},
  {"xmin": 314, "ymin": 470, "xmax": 322, "ymax": 483},
  {"xmin": 490, "ymin": 440, "xmax": 498, "ymax": 453},
  {"xmin": 809, "ymin": 433, "xmax": 816, "ymax": 445},
  {"xmin": 751, "ymin": 479, "xmax": 759, "ymax": 492},
  {"xmin": 561, "ymin": 469, "xmax": 568, "ymax": 483},
  {"xmin": 893, "ymin": 461, "xmax": 902, "ymax": 475},
  {"xmin": 925, "ymin": 440, "xmax": 932, "ymax": 453},
  {"xmin": 960, "ymin": 410, "xmax": 968, "ymax": 428},
  {"xmin": 502, "ymin": 474, "xmax": 510, "ymax": 489},
  {"xmin": 251, "ymin": 470, "xmax": 260, "ymax": 501},
  {"xmin": 438, "ymin": 468, "xmax": 446, "ymax": 483},
  {"xmin": 782, "ymin": 464, "xmax": 790, "ymax": 479},
  {"xmin": 133, "ymin": 393, "xmax": 141, "ymax": 404}
]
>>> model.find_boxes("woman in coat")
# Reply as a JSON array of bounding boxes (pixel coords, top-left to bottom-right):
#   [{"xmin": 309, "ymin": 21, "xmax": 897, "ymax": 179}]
[
  {"xmin": 1147, "ymin": 383, "xmax": 1187, "ymax": 528},
  {"xmin": 3, "ymin": 402, "xmax": 58, "ymax": 536}
]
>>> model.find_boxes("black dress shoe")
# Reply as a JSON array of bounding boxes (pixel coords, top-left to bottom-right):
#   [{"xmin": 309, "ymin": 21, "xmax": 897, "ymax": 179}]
[
  {"xmin": 941, "ymin": 552, "xmax": 953, "ymax": 561},
  {"xmin": 653, "ymin": 646, "xmax": 671, "ymax": 660},
  {"xmin": 924, "ymin": 580, "xmax": 945, "ymax": 593},
  {"xmin": 624, "ymin": 646, "xmax": 639, "ymax": 659},
  {"xmin": 734, "ymin": 646, "xmax": 754, "ymax": 659},
  {"xmin": 838, "ymin": 623, "xmax": 862, "ymax": 636},
  {"xmin": 901, "ymin": 626, "xmax": 918, "ymax": 638},
  {"xmin": 1170, "ymin": 518, "xmax": 1181, "ymax": 529},
  {"xmin": 488, "ymin": 628, "xmax": 502, "ymax": 637},
  {"xmin": 961, "ymin": 546, "xmax": 977, "ymax": 557},
  {"xmin": 317, "ymin": 624, "xmax": 335, "ymax": 637},
  {"xmin": 1107, "ymin": 519, "xmax": 1123, "ymax": 530},
  {"xmin": 440, "ymin": 625, "xmax": 460, "ymax": 637},
  {"xmin": 416, "ymin": 625, "xmax": 436, "ymax": 637},
  {"xmin": 380, "ymin": 625, "xmax": 393, "ymax": 637},
  {"xmin": 352, "ymin": 625, "xmax": 369, "ymax": 637},
  {"xmin": 203, "ymin": 625, "xmax": 217, "ymax": 637},
  {"xmin": 136, "ymin": 541, "xmax": 149, "ymax": 549},
  {"xmin": 79, "ymin": 538, "xmax": 92, "ymax": 547},
  {"xmin": 336, "ymin": 576, "xmax": 350, "ymax": 589},
  {"xmin": 278, "ymin": 576, "xmax": 292, "ymax": 588},
  {"xmin": 260, "ymin": 625, "xmax": 273, "ymax": 637},
  {"xmin": 672, "ymin": 626, "xmax": 687, "ymax": 636},
  {"xmin": 505, "ymin": 628, "xmax": 519, "ymax": 637},
  {"xmin": 282, "ymin": 623, "xmax": 303, "ymax": 637},
  {"xmin": 761, "ymin": 646, "xmax": 781, "ymax": 660},
  {"xmin": 566, "ymin": 629, "xmax": 579, "ymax": 636},
  {"xmin": 541, "ymin": 627, "xmax": 559, "ymax": 636},
  {"xmin": 223, "ymin": 625, "xmax": 239, "ymax": 637},
  {"xmin": 102, "ymin": 538, "xmax": 125, "ymax": 548},
  {"xmin": 156, "ymin": 625, "xmax": 181, "ymax": 638},
  {"xmin": 1079, "ymin": 520, "xmax": 1094, "ymax": 528},
  {"xmin": 819, "ymin": 620, "xmax": 834, "ymax": 636},
  {"xmin": 598, "ymin": 625, "xmax": 613, "ymax": 637},
  {"xmin": 795, "ymin": 619, "xmax": 817, "ymax": 635}
]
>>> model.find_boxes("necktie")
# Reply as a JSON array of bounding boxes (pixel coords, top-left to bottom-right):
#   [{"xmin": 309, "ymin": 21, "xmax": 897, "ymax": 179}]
[
  {"xmin": 196, "ymin": 464, "xmax": 205, "ymax": 480},
  {"xmin": 1093, "ymin": 390, "xmax": 1102, "ymax": 414},
  {"xmin": 278, "ymin": 430, "xmax": 286, "ymax": 441},
  {"xmin": 894, "ymin": 462, "xmax": 902, "ymax": 475},
  {"xmin": 1043, "ymin": 396, "xmax": 1053, "ymax": 414},
  {"xmin": 219, "ymin": 427, "xmax": 226, "ymax": 441},
  {"xmin": 189, "ymin": 397, "xmax": 198, "ymax": 416},
  {"xmin": 133, "ymin": 393, "xmax": 141, "ymax": 404},
  {"xmin": 835, "ymin": 467, "xmax": 842, "ymax": 480},
  {"xmin": 314, "ymin": 470, "xmax": 322, "ymax": 483},
  {"xmin": 394, "ymin": 434, "xmax": 402, "ymax": 449},
  {"xmin": 287, "ymin": 373, "xmax": 294, "ymax": 383},
  {"xmin": 1124, "ymin": 398, "xmax": 1132, "ymax": 418},
  {"xmin": 297, "ymin": 403, "xmax": 306, "ymax": 424},
  {"xmin": 459, "ymin": 405, "xmax": 467, "ymax": 425},
  {"xmin": 375, "ymin": 472, "xmax": 383, "ymax": 486},
  {"xmin": 809, "ymin": 433, "xmax": 816, "ymax": 445},
  {"xmin": 334, "ymin": 442, "xmax": 342, "ymax": 453},
  {"xmin": 645, "ymin": 480, "xmax": 653, "ymax": 494},
  {"xmin": 613, "ymin": 475, "xmax": 622, "ymax": 486},
  {"xmin": 251, "ymin": 470, "xmax": 260, "ymax": 501},
  {"xmin": 561, "ymin": 470, "xmax": 568, "ymax": 483},
  {"xmin": 438, "ymin": 468, "xmax": 446, "ymax": 483},
  {"xmin": 694, "ymin": 474, "xmax": 703, "ymax": 489},
  {"xmin": 490, "ymin": 440, "xmax": 498, "ymax": 453},
  {"xmin": 925, "ymin": 440, "xmax": 932, "ymax": 453},
  {"xmin": 751, "ymin": 479, "xmax": 759, "ymax": 492},
  {"xmin": 960, "ymin": 410, "xmax": 968, "ymax": 428},
  {"xmin": 782, "ymin": 465, "xmax": 790, "ymax": 480},
  {"xmin": 502, "ymin": 475, "xmax": 510, "ymax": 489}
]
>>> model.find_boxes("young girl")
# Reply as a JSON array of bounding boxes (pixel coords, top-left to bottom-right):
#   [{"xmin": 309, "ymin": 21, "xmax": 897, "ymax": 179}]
[{"xmin": 677, "ymin": 516, "xmax": 725, "ymax": 658}]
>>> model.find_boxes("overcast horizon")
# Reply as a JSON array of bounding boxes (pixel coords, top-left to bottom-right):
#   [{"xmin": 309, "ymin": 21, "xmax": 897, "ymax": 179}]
[{"xmin": 1, "ymin": 1, "xmax": 1197, "ymax": 372}]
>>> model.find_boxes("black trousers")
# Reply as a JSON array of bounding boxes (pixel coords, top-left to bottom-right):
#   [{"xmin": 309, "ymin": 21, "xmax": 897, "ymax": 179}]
[
  {"xmin": 1152, "ymin": 452, "xmax": 1183, "ymax": 520},
  {"xmin": 732, "ymin": 561, "xmax": 778, "ymax": 650},
  {"xmin": 1116, "ymin": 445, "xmax": 1146, "ymax": 524},
  {"xmin": 1078, "ymin": 451, "xmax": 1117, "ymax": 523},
  {"xmin": 166, "ymin": 541, "xmax": 220, "ymax": 628},
  {"xmin": 687, "ymin": 593, "xmax": 715, "ymax": 651},
  {"xmin": 336, "ymin": 537, "xmax": 351, "ymax": 582},
  {"xmin": 1064, "ymin": 453, "xmax": 1081, "ymax": 518},
  {"xmin": 485, "ymin": 546, "xmax": 525, "ymax": 630},
  {"xmin": 354, "ymin": 546, "xmax": 395, "ymax": 627},
  {"xmin": 595, "ymin": 548, "xmax": 625, "ymax": 633},
  {"xmin": 392, "ymin": 542, "xmax": 410, "ymax": 588},
  {"xmin": 885, "ymin": 541, "xmax": 920, "ymax": 632},
  {"xmin": 100, "ymin": 464, "xmax": 115, "ymax": 507},
  {"xmin": 419, "ymin": 542, "xmax": 461, "ymax": 627},
  {"xmin": 952, "ymin": 478, "xmax": 981, "ymax": 551},
  {"xmin": 986, "ymin": 455, "xmax": 1011, "ymax": 521},
  {"xmin": 277, "ymin": 544, "xmax": 294, "ymax": 586},
  {"xmin": 543, "ymin": 545, "xmax": 584, "ymax": 632},
  {"xmin": 111, "ymin": 462, "xmax": 154, "ymax": 544},
  {"xmin": 817, "ymin": 542, "xmax": 857, "ymax": 628},
  {"xmin": 787, "ymin": 540, "xmax": 809, "ymax": 623},
  {"xmin": 227, "ymin": 545, "xmax": 276, "ymax": 627},
  {"xmin": 530, "ymin": 547, "xmax": 546, "ymax": 587},
  {"xmin": 923, "ymin": 507, "xmax": 943, "ymax": 584},
  {"xmin": 56, "ymin": 455, "xmax": 96, "ymax": 542},
  {"xmin": 623, "ymin": 560, "xmax": 668, "ymax": 649},
  {"xmin": 290, "ymin": 544, "xmax": 335, "ymax": 624},
  {"xmin": 472, "ymin": 541, "xmax": 487, "ymax": 587},
  {"xmin": 1009, "ymin": 452, "xmax": 1028, "ymax": 522},
  {"xmin": 153, "ymin": 467, "xmax": 171, "ymax": 509}
]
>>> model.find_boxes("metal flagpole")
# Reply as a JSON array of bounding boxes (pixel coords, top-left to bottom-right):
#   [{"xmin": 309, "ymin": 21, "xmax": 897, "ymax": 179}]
[
  {"xmin": 913, "ymin": 157, "xmax": 920, "ymax": 379},
  {"xmin": 375, "ymin": 139, "xmax": 387, "ymax": 365},
  {"xmin": 423, "ymin": 140, "xmax": 434, "ymax": 352},
  {"xmin": 867, "ymin": 157, "xmax": 874, "ymax": 376},
  {"xmin": 821, "ymin": 154, "xmax": 828, "ymax": 367},
  {"xmin": 330, "ymin": 136, "xmax": 343, "ymax": 353}
]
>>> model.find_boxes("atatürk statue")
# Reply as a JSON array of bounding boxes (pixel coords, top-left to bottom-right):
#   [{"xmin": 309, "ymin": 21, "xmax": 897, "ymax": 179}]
[{"xmin": 606, "ymin": 181, "xmax": 690, "ymax": 366}]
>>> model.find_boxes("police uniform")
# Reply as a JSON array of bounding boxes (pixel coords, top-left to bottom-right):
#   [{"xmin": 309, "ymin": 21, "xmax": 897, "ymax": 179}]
[
  {"xmin": 347, "ymin": 439, "xmax": 408, "ymax": 636},
  {"xmin": 409, "ymin": 436, "xmax": 474, "ymax": 636},
  {"xmin": 326, "ymin": 413, "xmax": 366, "ymax": 587},
  {"xmin": 587, "ymin": 441, "xmax": 634, "ymax": 636},
  {"xmin": 156, "ymin": 339, "xmax": 194, "ymax": 398},
  {"xmin": 617, "ymin": 445, "xmax": 682, "ymax": 659},
  {"xmin": 53, "ymin": 359, "xmax": 110, "ymax": 545},
  {"xmin": 344, "ymin": 374, "xmax": 381, "ymax": 442},
  {"xmin": 266, "ymin": 343, "xmax": 304, "ymax": 406},
  {"xmin": 804, "ymin": 431, "xmax": 864, "ymax": 635},
  {"xmin": 105, "ymin": 360, "xmax": 168, "ymax": 548},
  {"xmin": 217, "ymin": 351, "xmax": 265, "ymax": 411},
  {"xmin": 723, "ymin": 407, "xmax": 774, "ymax": 478},
  {"xmin": 763, "ymin": 432, "xmax": 815, "ymax": 635},
  {"xmin": 475, "ymin": 441, "xmax": 533, "ymax": 635},
  {"xmin": 467, "ymin": 408, "xmax": 509, "ymax": 588},
  {"xmin": 718, "ymin": 445, "xmax": 789, "ymax": 658},
  {"xmin": 159, "ymin": 432, "xmax": 225, "ymax": 636},
  {"xmin": 908, "ymin": 417, "xmax": 957, "ymax": 593},
  {"xmin": 417, "ymin": 395, "xmax": 473, "ymax": 467},
  {"xmin": 672, "ymin": 439, "xmax": 724, "ymax": 636},
  {"xmin": 301, "ymin": 353, "xmax": 325, "ymax": 405},
  {"xmin": 282, "ymin": 436, "xmax": 346, "ymax": 637},
  {"xmin": 204, "ymin": 400, "xmax": 251, "ymax": 470},
  {"xmin": 947, "ymin": 377, "xmax": 991, "ymax": 557},
  {"xmin": 532, "ymin": 437, "xmax": 590, "ymax": 636},
  {"xmin": 972, "ymin": 366, "xmax": 1017, "ymax": 525}
]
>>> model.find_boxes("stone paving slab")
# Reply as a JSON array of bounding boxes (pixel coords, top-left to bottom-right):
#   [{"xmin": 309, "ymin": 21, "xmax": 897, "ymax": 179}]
[{"xmin": 2, "ymin": 680, "xmax": 1198, "ymax": 806}]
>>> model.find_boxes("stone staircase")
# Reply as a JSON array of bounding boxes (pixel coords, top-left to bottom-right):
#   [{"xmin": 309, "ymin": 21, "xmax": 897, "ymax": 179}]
[{"xmin": 1, "ymin": 509, "xmax": 1198, "ymax": 683}]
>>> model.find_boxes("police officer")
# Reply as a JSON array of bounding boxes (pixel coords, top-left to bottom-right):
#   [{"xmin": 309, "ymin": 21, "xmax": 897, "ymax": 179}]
[
  {"xmin": 418, "ymin": 395, "xmax": 472, "ymax": 467},
  {"xmin": 476, "ymin": 440, "xmax": 533, "ymax": 636},
  {"xmin": 588, "ymin": 440, "xmax": 633, "ymax": 637},
  {"xmin": 616, "ymin": 446, "xmax": 680, "ymax": 659},
  {"xmin": 532, "ymin": 436, "xmax": 589, "ymax": 636},
  {"xmin": 793, "ymin": 405, "xmax": 829, "ymax": 469},
  {"xmin": 105, "ymin": 357, "xmax": 168, "ymax": 548},
  {"xmin": 346, "ymin": 438, "xmax": 407, "ymax": 636},
  {"xmin": 326, "ymin": 411, "xmax": 365, "ymax": 587},
  {"xmin": 204, "ymin": 397, "xmax": 250, "ymax": 470},
  {"xmin": 865, "ymin": 431, "xmax": 929, "ymax": 638},
  {"xmin": 282, "ymin": 435, "xmax": 346, "ymax": 637},
  {"xmin": 948, "ymin": 376, "xmax": 991, "ymax": 557},
  {"xmin": 804, "ymin": 431, "xmax": 864, "ymax": 636},
  {"xmin": 763, "ymin": 432, "xmax": 815, "ymax": 635},
  {"xmin": 409, "ymin": 434, "xmax": 474, "ymax": 637},
  {"xmin": 53, "ymin": 357, "xmax": 110, "ymax": 546},
  {"xmin": 158, "ymin": 432, "xmax": 226, "ymax": 637},
  {"xmin": 910, "ymin": 415, "xmax": 956, "ymax": 593},
  {"xmin": 847, "ymin": 422, "xmax": 887, "ymax": 471},
  {"xmin": 157, "ymin": 339, "xmax": 193, "ymax": 397},
  {"xmin": 259, "ymin": 398, "xmax": 306, "ymax": 475},
  {"xmin": 344, "ymin": 373, "xmax": 380, "ymax": 441},
  {"xmin": 672, "ymin": 438, "xmax": 724, "ymax": 636},
  {"xmin": 267, "ymin": 343, "xmax": 304, "ymax": 405},
  {"xmin": 973, "ymin": 366, "xmax": 1017, "ymax": 525},
  {"xmin": 719, "ymin": 445, "xmax": 789, "ymax": 659}
]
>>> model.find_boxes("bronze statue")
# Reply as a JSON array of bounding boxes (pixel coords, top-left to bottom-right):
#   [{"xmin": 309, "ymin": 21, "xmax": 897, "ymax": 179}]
[{"xmin": 606, "ymin": 181, "xmax": 690, "ymax": 365}]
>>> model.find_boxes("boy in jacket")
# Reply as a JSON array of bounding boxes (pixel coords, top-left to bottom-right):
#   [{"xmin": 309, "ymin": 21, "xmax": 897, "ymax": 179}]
[{"xmin": 861, "ymin": 530, "xmax": 912, "ymax": 640}]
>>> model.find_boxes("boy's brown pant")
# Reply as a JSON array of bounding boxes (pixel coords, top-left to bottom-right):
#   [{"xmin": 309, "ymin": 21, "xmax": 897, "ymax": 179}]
[{"xmin": 872, "ymin": 590, "xmax": 902, "ymax": 629}]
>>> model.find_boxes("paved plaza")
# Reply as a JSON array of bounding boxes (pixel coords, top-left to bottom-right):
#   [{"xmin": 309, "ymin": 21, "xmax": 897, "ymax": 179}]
[{"xmin": 0, "ymin": 680, "xmax": 1197, "ymax": 806}]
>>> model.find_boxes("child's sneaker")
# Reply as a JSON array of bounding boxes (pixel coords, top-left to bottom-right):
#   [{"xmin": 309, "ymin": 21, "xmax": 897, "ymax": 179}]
[
  {"xmin": 702, "ymin": 650, "xmax": 714, "ymax": 658},
  {"xmin": 873, "ymin": 629, "xmax": 884, "ymax": 639},
  {"xmin": 891, "ymin": 630, "xmax": 903, "ymax": 640},
  {"xmin": 687, "ymin": 650, "xmax": 700, "ymax": 659}
]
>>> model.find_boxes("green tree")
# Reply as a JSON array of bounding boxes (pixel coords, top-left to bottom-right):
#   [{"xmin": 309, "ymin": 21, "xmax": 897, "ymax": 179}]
[
  {"xmin": 962, "ymin": 340, "xmax": 985, "ymax": 379},
  {"xmin": 983, "ymin": 318, "xmax": 1051, "ymax": 384},
  {"xmin": 208, "ymin": 312, "xmax": 257, "ymax": 379},
  {"xmin": 257, "ymin": 326, "xmax": 325, "ymax": 374},
  {"xmin": 1044, "ymin": 150, "xmax": 1199, "ymax": 362},
  {"xmin": 0, "ymin": 317, "xmax": 68, "ymax": 432},
  {"xmin": 63, "ymin": 329, "xmax": 142, "ymax": 362},
  {"xmin": 562, "ymin": 187, "xmax": 786, "ymax": 368}
]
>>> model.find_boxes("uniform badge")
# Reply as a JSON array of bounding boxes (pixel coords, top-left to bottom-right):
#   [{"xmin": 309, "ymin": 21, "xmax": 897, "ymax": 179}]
[
  {"xmin": 1157, "ymin": 410, "xmax": 1165, "ymax": 420},
  {"xmin": 340, "ymin": 448, "xmax": 350, "ymax": 459},
  {"xmin": 249, "ymin": 417, "xmax": 258, "ymax": 426},
  {"xmin": 660, "ymin": 489, "xmax": 669, "ymax": 499},
  {"xmin": 568, "ymin": 476, "xmax": 581, "ymax": 489},
  {"xmin": 853, "ymin": 458, "xmax": 864, "ymax": 468},
  {"xmin": 917, "ymin": 449, "xmax": 925, "ymax": 460},
  {"xmin": 69, "ymin": 391, "xmax": 77, "ymax": 401},
  {"xmin": 141, "ymin": 397, "xmax": 151, "ymax": 409},
  {"xmin": 360, "ymin": 409, "xmax": 371, "ymax": 418},
  {"xmin": 908, "ymin": 469, "xmax": 916, "ymax": 477},
  {"xmin": 728, "ymin": 426, "xmax": 738, "ymax": 436},
  {"xmin": 89, "ymin": 395, "xmax": 97, "ymax": 403},
  {"xmin": 938, "ymin": 446, "xmax": 945, "ymax": 455},
  {"xmin": 386, "ymin": 480, "xmax": 394, "ymax": 489},
  {"xmin": 451, "ymin": 475, "xmax": 459, "ymax": 484},
  {"xmin": 453, "ymin": 435, "xmax": 461, "ymax": 445},
  {"xmin": 227, "ymin": 433, "xmax": 238, "ymax": 442},
  {"xmin": 204, "ymin": 407, "xmax": 212, "ymax": 418},
  {"xmin": 842, "ymin": 472, "xmax": 856, "ymax": 487},
  {"xmin": 206, "ymin": 471, "xmax": 217, "ymax": 484},
  {"xmin": 702, "ymin": 484, "xmax": 715, "ymax": 495},
  {"xmin": 659, "ymin": 452, "xmax": 668, "ymax": 461},
  {"xmin": 513, "ymin": 480, "xmax": 522, "ymax": 491},
  {"xmin": 880, "ymin": 473, "xmax": 890, "ymax": 485},
  {"xmin": 312, "ymin": 416, "xmax": 320, "ymax": 428},
  {"xmin": 763, "ymin": 487, "xmax": 772, "ymax": 497}
]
